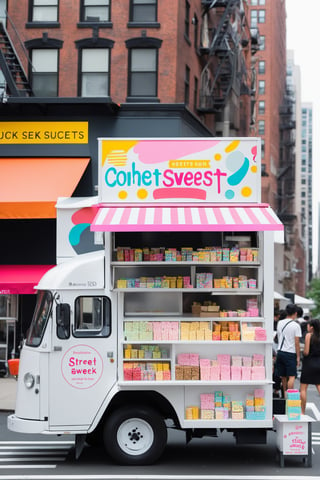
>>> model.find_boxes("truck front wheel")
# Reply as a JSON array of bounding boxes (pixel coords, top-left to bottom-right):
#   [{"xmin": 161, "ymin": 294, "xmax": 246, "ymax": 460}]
[{"xmin": 103, "ymin": 406, "xmax": 167, "ymax": 465}]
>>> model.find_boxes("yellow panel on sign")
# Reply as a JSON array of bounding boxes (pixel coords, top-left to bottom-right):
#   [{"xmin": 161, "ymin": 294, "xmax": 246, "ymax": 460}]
[{"xmin": 0, "ymin": 122, "xmax": 88, "ymax": 144}]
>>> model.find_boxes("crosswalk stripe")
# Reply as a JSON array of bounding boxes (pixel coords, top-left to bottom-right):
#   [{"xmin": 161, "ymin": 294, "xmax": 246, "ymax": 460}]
[
  {"xmin": 0, "ymin": 457, "xmax": 65, "ymax": 462},
  {"xmin": 0, "ymin": 441, "xmax": 74, "ymax": 445},
  {"xmin": 0, "ymin": 464, "xmax": 57, "ymax": 469},
  {"xmin": 0, "ymin": 440, "xmax": 73, "ymax": 470},
  {"xmin": 0, "ymin": 446, "xmax": 70, "ymax": 451}
]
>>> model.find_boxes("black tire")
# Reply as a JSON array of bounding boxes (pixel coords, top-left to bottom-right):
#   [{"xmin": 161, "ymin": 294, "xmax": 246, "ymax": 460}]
[{"xmin": 103, "ymin": 406, "xmax": 167, "ymax": 465}]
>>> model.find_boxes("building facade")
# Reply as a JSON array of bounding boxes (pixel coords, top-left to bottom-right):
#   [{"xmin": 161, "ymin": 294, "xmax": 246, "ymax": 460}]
[
  {"xmin": 300, "ymin": 103, "xmax": 313, "ymax": 284},
  {"xmin": 0, "ymin": 0, "xmax": 259, "ymax": 366}
]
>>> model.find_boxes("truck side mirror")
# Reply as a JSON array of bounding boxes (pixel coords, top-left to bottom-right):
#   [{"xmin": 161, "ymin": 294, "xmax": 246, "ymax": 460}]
[{"xmin": 56, "ymin": 304, "xmax": 70, "ymax": 339}]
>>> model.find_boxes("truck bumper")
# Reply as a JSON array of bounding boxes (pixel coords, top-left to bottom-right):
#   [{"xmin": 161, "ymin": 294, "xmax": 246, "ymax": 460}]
[{"xmin": 7, "ymin": 414, "xmax": 49, "ymax": 434}]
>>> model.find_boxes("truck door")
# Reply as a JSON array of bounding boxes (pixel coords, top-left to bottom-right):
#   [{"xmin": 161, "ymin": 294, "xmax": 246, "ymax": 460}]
[{"xmin": 48, "ymin": 292, "xmax": 117, "ymax": 428}]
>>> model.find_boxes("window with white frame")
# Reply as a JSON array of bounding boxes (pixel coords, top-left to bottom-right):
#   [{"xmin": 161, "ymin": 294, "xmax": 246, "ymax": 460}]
[
  {"xmin": 80, "ymin": 48, "xmax": 110, "ymax": 96},
  {"xmin": 258, "ymin": 80, "xmax": 265, "ymax": 94},
  {"xmin": 80, "ymin": 0, "xmax": 110, "ymax": 22},
  {"xmin": 258, "ymin": 61, "xmax": 265, "ymax": 74},
  {"xmin": 258, "ymin": 100, "xmax": 265, "ymax": 114},
  {"xmin": 250, "ymin": 10, "xmax": 257, "ymax": 27},
  {"xmin": 258, "ymin": 10, "xmax": 265, "ymax": 23},
  {"xmin": 129, "ymin": 48, "xmax": 157, "ymax": 97},
  {"xmin": 30, "ymin": 0, "xmax": 58, "ymax": 22},
  {"xmin": 129, "ymin": 0, "xmax": 157, "ymax": 22},
  {"xmin": 258, "ymin": 120, "xmax": 265, "ymax": 135},
  {"xmin": 31, "ymin": 49, "xmax": 58, "ymax": 96}
]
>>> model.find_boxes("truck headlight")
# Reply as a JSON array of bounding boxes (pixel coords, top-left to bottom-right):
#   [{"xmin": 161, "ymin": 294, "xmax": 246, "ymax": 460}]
[{"xmin": 24, "ymin": 372, "xmax": 35, "ymax": 389}]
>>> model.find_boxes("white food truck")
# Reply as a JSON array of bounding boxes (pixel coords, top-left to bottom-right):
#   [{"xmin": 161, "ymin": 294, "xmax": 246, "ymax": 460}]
[{"xmin": 8, "ymin": 138, "xmax": 283, "ymax": 465}]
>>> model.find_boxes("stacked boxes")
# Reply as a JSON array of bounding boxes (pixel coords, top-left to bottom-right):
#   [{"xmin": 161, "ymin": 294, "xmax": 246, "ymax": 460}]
[
  {"xmin": 123, "ymin": 361, "xmax": 171, "ymax": 381},
  {"xmin": 286, "ymin": 389, "xmax": 301, "ymax": 420},
  {"xmin": 175, "ymin": 353, "xmax": 265, "ymax": 381},
  {"xmin": 116, "ymin": 246, "xmax": 259, "ymax": 263},
  {"xmin": 185, "ymin": 389, "xmax": 265, "ymax": 420}
]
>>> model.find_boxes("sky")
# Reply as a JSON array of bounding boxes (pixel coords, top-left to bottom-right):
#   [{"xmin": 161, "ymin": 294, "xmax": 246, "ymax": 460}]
[{"xmin": 286, "ymin": 0, "xmax": 320, "ymax": 271}]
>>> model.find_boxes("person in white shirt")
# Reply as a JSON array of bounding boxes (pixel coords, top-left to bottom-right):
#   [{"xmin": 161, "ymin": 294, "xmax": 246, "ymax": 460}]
[{"xmin": 275, "ymin": 304, "xmax": 301, "ymax": 394}]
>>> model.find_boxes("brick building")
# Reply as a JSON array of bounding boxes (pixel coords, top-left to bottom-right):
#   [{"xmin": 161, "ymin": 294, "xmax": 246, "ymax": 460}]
[{"xmin": 0, "ymin": 1, "xmax": 260, "ymax": 363}]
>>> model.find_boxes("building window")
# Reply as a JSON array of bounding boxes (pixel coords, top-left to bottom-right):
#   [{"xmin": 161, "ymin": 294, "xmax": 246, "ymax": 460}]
[
  {"xmin": 259, "ymin": 35, "xmax": 265, "ymax": 50},
  {"xmin": 250, "ymin": 10, "xmax": 257, "ymax": 27},
  {"xmin": 184, "ymin": 65, "xmax": 190, "ymax": 106},
  {"xmin": 261, "ymin": 139, "xmax": 265, "ymax": 159},
  {"xmin": 258, "ymin": 100, "xmax": 265, "ymax": 114},
  {"xmin": 258, "ymin": 10, "xmax": 265, "ymax": 23},
  {"xmin": 80, "ymin": 0, "xmax": 110, "ymax": 22},
  {"xmin": 31, "ymin": 49, "xmax": 58, "ymax": 96},
  {"xmin": 126, "ymin": 37, "xmax": 161, "ymax": 99},
  {"xmin": 258, "ymin": 61, "xmax": 265, "ymax": 74},
  {"xmin": 251, "ymin": 0, "xmax": 257, "ymax": 5},
  {"xmin": 30, "ymin": 0, "xmax": 58, "ymax": 22},
  {"xmin": 129, "ymin": 48, "xmax": 157, "ymax": 96},
  {"xmin": 258, "ymin": 120, "xmax": 265, "ymax": 135},
  {"xmin": 193, "ymin": 13, "xmax": 198, "ymax": 49},
  {"xmin": 258, "ymin": 0, "xmax": 265, "ymax": 5},
  {"xmin": 194, "ymin": 76, "xmax": 198, "ymax": 110},
  {"xmin": 185, "ymin": 1, "xmax": 190, "ymax": 40},
  {"xmin": 129, "ymin": 0, "xmax": 157, "ymax": 22},
  {"xmin": 80, "ymin": 48, "xmax": 110, "ymax": 96},
  {"xmin": 258, "ymin": 80, "xmax": 265, "ymax": 94}
]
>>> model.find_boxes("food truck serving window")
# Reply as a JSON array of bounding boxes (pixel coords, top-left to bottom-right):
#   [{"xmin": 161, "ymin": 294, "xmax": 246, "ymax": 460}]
[
  {"xmin": 26, "ymin": 291, "xmax": 53, "ymax": 347},
  {"xmin": 73, "ymin": 296, "xmax": 111, "ymax": 338}
]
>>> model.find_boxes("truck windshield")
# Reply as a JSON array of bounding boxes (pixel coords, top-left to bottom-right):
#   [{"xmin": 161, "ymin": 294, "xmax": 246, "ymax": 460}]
[{"xmin": 26, "ymin": 291, "xmax": 53, "ymax": 347}]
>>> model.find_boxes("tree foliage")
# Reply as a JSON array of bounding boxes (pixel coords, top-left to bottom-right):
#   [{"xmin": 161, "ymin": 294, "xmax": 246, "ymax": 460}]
[{"xmin": 307, "ymin": 278, "xmax": 320, "ymax": 317}]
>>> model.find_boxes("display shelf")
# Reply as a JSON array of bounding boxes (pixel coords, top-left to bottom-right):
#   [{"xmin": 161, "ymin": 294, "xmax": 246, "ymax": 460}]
[
  {"xmin": 123, "ymin": 358, "xmax": 171, "ymax": 362},
  {"xmin": 182, "ymin": 419, "xmax": 273, "ymax": 429},
  {"xmin": 115, "ymin": 229, "xmax": 273, "ymax": 429},
  {"xmin": 112, "ymin": 261, "xmax": 260, "ymax": 267},
  {"xmin": 119, "ymin": 380, "xmax": 272, "ymax": 386},
  {"xmin": 115, "ymin": 288, "xmax": 262, "ymax": 294},
  {"xmin": 121, "ymin": 340, "xmax": 272, "ymax": 345}
]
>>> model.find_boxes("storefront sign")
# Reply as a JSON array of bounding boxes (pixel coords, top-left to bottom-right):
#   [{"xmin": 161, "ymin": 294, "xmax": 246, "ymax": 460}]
[
  {"xmin": 0, "ymin": 122, "xmax": 88, "ymax": 144},
  {"xmin": 98, "ymin": 138, "xmax": 261, "ymax": 204}
]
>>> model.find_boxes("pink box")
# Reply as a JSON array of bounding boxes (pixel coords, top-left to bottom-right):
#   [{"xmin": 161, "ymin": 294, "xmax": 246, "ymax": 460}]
[
  {"xmin": 189, "ymin": 353, "xmax": 200, "ymax": 366},
  {"xmin": 241, "ymin": 366, "xmax": 251, "ymax": 380},
  {"xmin": 200, "ymin": 366, "xmax": 211, "ymax": 380},
  {"xmin": 254, "ymin": 389, "xmax": 265, "ymax": 398},
  {"xmin": 220, "ymin": 365, "xmax": 231, "ymax": 380},
  {"xmin": 177, "ymin": 353, "xmax": 190, "ymax": 365},
  {"xmin": 200, "ymin": 358, "xmax": 211, "ymax": 367},
  {"xmin": 231, "ymin": 365, "xmax": 242, "ymax": 380},
  {"xmin": 210, "ymin": 365, "xmax": 220, "ymax": 380},
  {"xmin": 217, "ymin": 354, "xmax": 231, "ymax": 365},
  {"xmin": 251, "ymin": 366, "xmax": 265, "ymax": 380}
]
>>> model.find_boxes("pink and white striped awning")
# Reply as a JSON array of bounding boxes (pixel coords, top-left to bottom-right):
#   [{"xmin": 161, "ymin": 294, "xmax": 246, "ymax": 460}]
[{"xmin": 91, "ymin": 204, "xmax": 283, "ymax": 232}]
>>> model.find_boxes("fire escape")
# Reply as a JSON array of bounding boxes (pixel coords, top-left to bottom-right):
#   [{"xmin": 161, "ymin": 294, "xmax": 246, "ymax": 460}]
[
  {"xmin": 198, "ymin": 0, "xmax": 252, "ymax": 116},
  {"xmin": 278, "ymin": 86, "xmax": 296, "ymax": 251},
  {"xmin": 0, "ymin": 18, "xmax": 33, "ymax": 101}
]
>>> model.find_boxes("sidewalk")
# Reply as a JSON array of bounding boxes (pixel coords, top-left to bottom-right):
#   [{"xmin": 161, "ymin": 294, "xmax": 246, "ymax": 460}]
[{"xmin": 0, "ymin": 376, "xmax": 17, "ymax": 411}]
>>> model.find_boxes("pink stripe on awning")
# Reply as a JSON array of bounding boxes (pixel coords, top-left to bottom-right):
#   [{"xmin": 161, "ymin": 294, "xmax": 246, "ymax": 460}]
[{"xmin": 91, "ymin": 205, "xmax": 283, "ymax": 232}]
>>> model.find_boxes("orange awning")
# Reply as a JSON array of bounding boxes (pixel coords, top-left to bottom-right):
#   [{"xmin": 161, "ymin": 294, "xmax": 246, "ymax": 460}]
[{"xmin": 0, "ymin": 157, "xmax": 90, "ymax": 219}]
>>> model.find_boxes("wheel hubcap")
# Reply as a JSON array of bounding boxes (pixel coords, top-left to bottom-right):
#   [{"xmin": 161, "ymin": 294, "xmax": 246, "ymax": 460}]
[{"xmin": 117, "ymin": 418, "xmax": 154, "ymax": 456}]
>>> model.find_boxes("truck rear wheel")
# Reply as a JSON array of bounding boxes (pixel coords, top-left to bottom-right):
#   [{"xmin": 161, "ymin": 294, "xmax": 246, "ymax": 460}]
[{"xmin": 103, "ymin": 406, "xmax": 167, "ymax": 465}]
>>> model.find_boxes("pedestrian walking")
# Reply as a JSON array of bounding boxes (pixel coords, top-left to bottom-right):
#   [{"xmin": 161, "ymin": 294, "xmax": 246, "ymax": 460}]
[
  {"xmin": 300, "ymin": 318, "xmax": 320, "ymax": 414},
  {"xmin": 275, "ymin": 303, "xmax": 301, "ymax": 395}
]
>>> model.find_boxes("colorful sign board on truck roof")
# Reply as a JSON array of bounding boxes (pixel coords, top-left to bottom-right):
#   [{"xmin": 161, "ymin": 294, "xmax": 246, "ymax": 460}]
[{"xmin": 98, "ymin": 138, "xmax": 261, "ymax": 204}]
